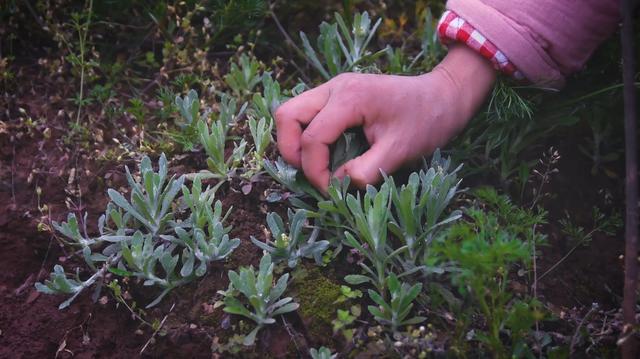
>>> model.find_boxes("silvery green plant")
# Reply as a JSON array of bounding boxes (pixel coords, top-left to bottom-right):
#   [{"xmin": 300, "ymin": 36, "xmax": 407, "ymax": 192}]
[
  {"xmin": 36, "ymin": 155, "xmax": 239, "ymax": 309},
  {"xmin": 107, "ymin": 154, "xmax": 184, "ymax": 237},
  {"xmin": 263, "ymin": 129, "xmax": 366, "ymax": 205},
  {"xmin": 335, "ymin": 182, "xmax": 415, "ymax": 293},
  {"xmin": 197, "ymin": 119, "xmax": 247, "ymax": 179},
  {"xmin": 195, "ymin": 93, "xmax": 249, "ymax": 179},
  {"xmin": 160, "ymin": 177, "xmax": 240, "ymax": 277},
  {"xmin": 118, "ymin": 231, "xmax": 195, "ymax": 307},
  {"xmin": 251, "ymin": 73, "xmax": 282, "ymax": 122},
  {"xmin": 265, "ymin": 150, "xmax": 463, "ymax": 289},
  {"xmin": 247, "ymin": 116, "xmax": 273, "ymax": 172},
  {"xmin": 180, "ymin": 176, "xmax": 230, "ymax": 231},
  {"xmin": 300, "ymin": 11, "xmax": 383, "ymax": 80},
  {"xmin": 172, "ymin": 89, "xmax": 208, "ymax": 151},
  {"xmin": 224, "ymin": 53, "xmax": 262, "ymax": 97},
  {"xmin": 218, "ymin": 254, "xmax": 299, "ymax": 346},
  {"xmin": 264, "ymin": 157, "xmax": 324, "ymax": 204},
  {"xmin": 330, "ymin": 130, "xmax": 368, "ymax": 172},
  {"xmin": 175, "ymin": 89, "xmax": 201, "ymax": 127},
  {"xmin": 386, "ymin": 150, "xmax": 463, "ymax": 267},
  {"xmin": 367, "ymin": 273, "xmax": 425, "ymax": 333},
  {"xmin": 309, "ymin": 347, "xmax": 337, "ymax": 359},
  {"xmin": 217, "ymin": 92, "xmax": 248, "ymax": 127},
  {"xmin": 250, "ymin": 209, "xmax": 329, "ymax": 268},
  {"xmin": 35, "ymin": 264, "xmax": 105, "ymax": 309}
]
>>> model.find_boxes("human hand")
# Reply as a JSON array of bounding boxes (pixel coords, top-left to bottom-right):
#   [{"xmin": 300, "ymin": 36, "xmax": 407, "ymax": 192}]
[{"xmin": 275, "ymin": 45, "xmax": 496, "ymax": 192}]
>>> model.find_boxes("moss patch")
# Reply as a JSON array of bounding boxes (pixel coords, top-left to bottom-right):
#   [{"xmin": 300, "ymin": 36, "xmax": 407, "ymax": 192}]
[{"xmin": 290, "ymin": 265, "xmax": 344, "ymax": 343}]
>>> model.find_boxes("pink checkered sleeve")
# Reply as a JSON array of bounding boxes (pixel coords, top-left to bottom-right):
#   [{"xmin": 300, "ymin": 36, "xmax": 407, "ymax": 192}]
[{"xmin": 437, "ymin": 10, "xmax": 525, "ymax": 81}]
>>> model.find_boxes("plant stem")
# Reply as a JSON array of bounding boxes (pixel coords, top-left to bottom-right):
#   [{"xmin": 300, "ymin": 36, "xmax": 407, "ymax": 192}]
[
  {"xmin": 60, "ymin": 252, "xmax": 121, "ymax": 309},
  {"xmin": 550, "ymin": 82, "xmax": 640, "ymax": 110},
  {"xmin": 267, "ymin": 9, "xmax": 312, "ymax": 83},
  {"xmin": 531, "ymin": 224, "xmax": 542, "ymax": 359},
  {"xmin": 376, "ymin": 260, "xmax": 386, "ymax": 299},
  {"xmin": 75, "ymin": 0, "xmax": 93, "ymax": 127},
  {"xmin": 620, "ymin": 0, "xmax": 638, "ymax": 357},
  {"xmin": 140, "ymin": 303, "xmax": 175, "ymax": 354},
  {"xmin": 571, "ymin": 304, "xmax": 598, "ymax": 355},
  {"xmin": 536, "ymin": 237, "xmax": 587, "ymax": 282}
]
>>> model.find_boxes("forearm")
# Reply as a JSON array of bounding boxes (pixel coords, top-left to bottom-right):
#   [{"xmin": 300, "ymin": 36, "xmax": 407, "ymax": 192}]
[{"xmin": 445, "ymin": 0, "xmax": 619, "ymax": 89}]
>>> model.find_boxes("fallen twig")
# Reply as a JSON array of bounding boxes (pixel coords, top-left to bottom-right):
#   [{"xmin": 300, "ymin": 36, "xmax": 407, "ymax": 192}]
[{"xmin": 140, "ymin": 302, "xmax": 175, "ymax": 355}]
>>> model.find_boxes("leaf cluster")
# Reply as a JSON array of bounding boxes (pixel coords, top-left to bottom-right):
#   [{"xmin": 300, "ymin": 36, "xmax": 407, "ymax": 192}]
[
  {"xmin": 264, "ymin": 150, "xmax": 463, "ymax": 333},
  {"xmin": 367, "ymin": 273, "xmax": 425, "ymax": 333},
  {"xmin": 309, "ymin": 346, "xmax": 337, "ymax": 359},
  {"xmin": 217, "ymin": 254, "xmax": 299, "ymax": 345},
  {"xmin": 250, "ymin": 73, "xmax": 283, "ymax": 122},
  {"xmin": 250, "ymin": 209, "xmax": 329, "ymax": 268},
  {"xmin": 300, "ymin": 11, "xmax": 384, "ymax": 80},
  {"xmin": 178, "ymin": 82, "xmax": 280, "ymax": 179},
  {"xmin": 38, "ymin": 154, "xmax": 239, "ymax": 309},
  {"xmin": 224, "ymin": 53, "xmax": 263, "ymax": 98},
  {"xmin": 196, "ymin": 94, "xmax": 248, "ymax": 179}
]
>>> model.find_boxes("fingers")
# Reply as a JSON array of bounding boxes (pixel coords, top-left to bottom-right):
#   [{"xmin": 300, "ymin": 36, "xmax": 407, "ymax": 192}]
[
  {"xmin": 300, "ymin": 99, "xmax": 364, "ymax": 191},
  {"xmin": 333, "ymin": 140, "xmax": 404, "ymax": 189},
  {"xmin": 275, "ymin": 84, "xmax": 331, "ymax": 167}
]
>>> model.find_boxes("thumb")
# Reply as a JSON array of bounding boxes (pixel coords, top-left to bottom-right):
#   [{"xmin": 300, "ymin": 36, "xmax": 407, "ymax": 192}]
[{"xmin": 334, "ymin": 141, "xmax": 404, "ymax": 189}]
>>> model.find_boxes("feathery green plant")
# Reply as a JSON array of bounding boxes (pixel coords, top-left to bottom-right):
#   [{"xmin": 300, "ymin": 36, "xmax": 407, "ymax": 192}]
[{"xmin": 429, "ymin": 189, "xmax": 545, "ymax": 357}]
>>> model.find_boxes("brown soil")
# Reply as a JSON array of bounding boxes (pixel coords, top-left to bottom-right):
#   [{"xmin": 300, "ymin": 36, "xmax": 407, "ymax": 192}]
[{"xmin": 536, "ymin": 127, "xmax": 625, "ymax": 310}]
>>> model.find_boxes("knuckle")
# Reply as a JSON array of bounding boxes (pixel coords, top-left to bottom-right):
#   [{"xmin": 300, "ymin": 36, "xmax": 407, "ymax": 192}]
[
  {"xmin": 337, "ymin": 74, "xmax": 361, "ymax": 92},
  {"xmin": 331, "ymin": 73, "xmax": 363, "ymax": 92},
  {"xmin": 344, "ymin": 164, "xmax": 366, "ymax": 188},
  {"xmin": 300, "ymin": 131, "xmax": 316, "ymax": 148},
  {"xmin": 345, "ymin": 163, "xmax": 381, "ymax": 189},
  {"xmin": 333, "ymin": 72, "xmax": 353, "ymax": 83},
  {"xmin": 274, "ymin": 106, "xmax": 289, "ymax": 125}
]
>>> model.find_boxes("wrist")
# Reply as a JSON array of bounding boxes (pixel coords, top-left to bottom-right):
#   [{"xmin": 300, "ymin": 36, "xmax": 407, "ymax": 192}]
[{"xmin": 427, "ymin": 44, "xmax": 496, "ymax": 122}]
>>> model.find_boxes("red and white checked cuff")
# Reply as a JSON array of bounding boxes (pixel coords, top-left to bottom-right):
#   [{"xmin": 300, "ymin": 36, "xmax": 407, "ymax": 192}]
[{"xmin": 437, "ymin": 10, "xmax": 525, "ymax": 81}]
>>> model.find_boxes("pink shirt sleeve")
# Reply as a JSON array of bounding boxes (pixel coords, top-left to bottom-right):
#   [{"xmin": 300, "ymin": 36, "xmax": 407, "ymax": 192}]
[{"xmin": 446, "ymin": 0, "xmax": 620, "ymax": 89}]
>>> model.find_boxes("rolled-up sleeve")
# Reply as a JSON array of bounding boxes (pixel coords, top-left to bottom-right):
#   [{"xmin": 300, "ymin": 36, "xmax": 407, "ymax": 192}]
[{"xmin": 445, "ymin": 0, "xmax": 619, "ymax": 89}]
